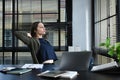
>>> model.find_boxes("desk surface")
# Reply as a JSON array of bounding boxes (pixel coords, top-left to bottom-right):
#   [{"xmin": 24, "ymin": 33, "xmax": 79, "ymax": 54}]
[{"xmin": 0, "ymin": 65, "xmax": 120, "ymax": 80}]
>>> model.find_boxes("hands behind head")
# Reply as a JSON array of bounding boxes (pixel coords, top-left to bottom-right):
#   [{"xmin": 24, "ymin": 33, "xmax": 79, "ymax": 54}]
[{"xmin": 27, "ymin": 33, "xmax": 32, "ymax": 37}]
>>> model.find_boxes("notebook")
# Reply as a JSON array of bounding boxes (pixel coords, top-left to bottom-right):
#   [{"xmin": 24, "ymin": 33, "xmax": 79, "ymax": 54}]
[
  {"xmin": 91, "ymin": 61, "xmax": 118, "ymax": 72},
  {"xmin": 0, "ymin": 67, "xmax": 32, "ymax": 75},
  {"xmin": 57, "ymin": 51, "xmax": 92, "ymax": 71},
  {"xmin": 91, "ymin": 61, "xmax": 120, "ymax": 73},
  {"xmin": 37, "ymin": 70, "xmax": 78, "ymax": 79},
  {"xmin": 6, "ymin": 68, "xmax": 32, "ymax": 75},
  {"xmin": 37, "ymin": 70, "xmax": 66, "ymax": 78}
]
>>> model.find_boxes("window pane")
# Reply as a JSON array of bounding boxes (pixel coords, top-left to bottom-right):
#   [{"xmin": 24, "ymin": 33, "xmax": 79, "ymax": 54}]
[
  {"xmin": 47, "ymin": 29, "xmax": 59, "ymax": 47},
  {"xmin": 110, "ymin": 0, "xmax": 116, "ymax": 16},
  {"xmin": 95, "ymin": 23, "xmax": 101, "ymax": 47},
  {"xmin": 42, "ymin": 0, "xmax": 58, "ymax": 13},
  {"xmin": 100, "ymin": 20, "xmax": 107, "ymax": 42},
  {"xmin": 4, "ymin": 15, "xmax": 12, "ymax": 47},
  {"xmin": 94, "ymin": 0, "xmax": 101, "ymax": 22},
  {"xmin": 60, "ymin": 30, "xmax": 66, "ymax": 50},
  {"xmin": 42, "ymin": 0, "xmax": 58, "ymax": 22},
  {"xmin": 31, "ymin": 0, "xmax": 41, "ymax": 13},
  {"xmin": 42, "ymin": 14, "xmax": 58, "ymax": 22},
  {"xmin": 4, "ymin": 52, "xmax": 12, "ymax": 64},
  {"xmin": 32, "ymin": 14, "xmax": 42, "ymax": 22},
  {"xmin": 18, "ymin": 0, "xmax": 31, "ymax": 12},
  {"xmin": 60, "ymin": 8, "xmax": 65, "ymax": 22},
  {"xmin": 101, "ymin": 0, "xmax": 107, "ymax": 20},
  {"xmin": 60, "ymin": 0, "xmax": 66, "ymax": 22},
  {"xmin": 18, "ymin": 0, "xmax": 41, "ymax": 13},
  {"xmin": 17, "ymin": 52, "xmax": 32, "ymax": 64},
  {"xmin": 5, "ymin": 30, "xmax": 12, "ymax": 47},
  {"xmin": 5, "ymin": 0, "xmax": 12, "ymax": 13},
  {"xmin": 110, "ymin": 16, "xmax": 116, "ymax": 45},
  {"xmin": 94, "ymin": 20, "xmax": 108, "ymax": 47}
]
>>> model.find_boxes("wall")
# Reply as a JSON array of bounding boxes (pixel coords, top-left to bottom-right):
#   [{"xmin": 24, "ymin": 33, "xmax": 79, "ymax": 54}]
[{"xmin": 72, "ymin": 0, "xmax": 92, "ymax": 51}]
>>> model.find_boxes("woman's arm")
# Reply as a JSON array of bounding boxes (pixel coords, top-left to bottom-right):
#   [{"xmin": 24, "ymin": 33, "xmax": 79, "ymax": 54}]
[{"xmin": 14, "ymin": 31, "xmax": 31, "ymax": 45}]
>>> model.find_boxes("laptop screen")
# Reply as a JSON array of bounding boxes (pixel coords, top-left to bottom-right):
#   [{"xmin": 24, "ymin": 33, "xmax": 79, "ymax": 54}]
[{"xmin": 58, "ymin": 51, "xmax": 92, "ymax": 71}]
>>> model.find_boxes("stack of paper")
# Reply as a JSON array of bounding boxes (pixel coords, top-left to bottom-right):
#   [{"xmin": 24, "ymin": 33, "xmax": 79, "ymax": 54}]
[{"xmin": 21, "ymin": 64, "xmax": 43, "ymax": 69}]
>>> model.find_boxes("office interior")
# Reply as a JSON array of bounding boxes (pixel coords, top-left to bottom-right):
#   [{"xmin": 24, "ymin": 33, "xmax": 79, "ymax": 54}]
[{"xmin": 0, "ymin": 0, "xmax": 119, "ymax": 65}]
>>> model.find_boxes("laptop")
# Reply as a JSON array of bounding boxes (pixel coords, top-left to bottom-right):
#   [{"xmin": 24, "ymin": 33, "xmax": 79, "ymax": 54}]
[{"xmin": 57, "ymin": 51, "xmax": 92, "ymax": 72}]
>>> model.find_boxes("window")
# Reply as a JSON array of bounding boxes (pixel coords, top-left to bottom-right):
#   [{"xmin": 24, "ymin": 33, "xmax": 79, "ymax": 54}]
[
  {"xmin": 1, "ymin": 0, "xmax": 66, "ymax": 64},
  {"xmin": 94, "ymin": 0, "xmax": 117, "ymax": 64}
]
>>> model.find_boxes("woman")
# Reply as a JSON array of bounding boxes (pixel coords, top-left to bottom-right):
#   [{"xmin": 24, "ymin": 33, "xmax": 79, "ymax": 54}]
[{"xmin": 14, "ymin": 22, "xmax": 58, "ymax": 64}]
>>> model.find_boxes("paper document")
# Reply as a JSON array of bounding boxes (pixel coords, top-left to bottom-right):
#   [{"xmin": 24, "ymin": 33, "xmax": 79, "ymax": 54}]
[
  {"xmin": 21, "ymin": 64, "xmax": 43, "ymax": 69},
  {"xmin": 59, "ymin": 71, "xmax": 78, "ymax": 79}
]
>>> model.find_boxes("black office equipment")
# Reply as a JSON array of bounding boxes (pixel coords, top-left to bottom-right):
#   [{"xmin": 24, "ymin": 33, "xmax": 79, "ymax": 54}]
[{"xmin": 58, "ymin": 51, "xmax": 92, "ymax": 71}]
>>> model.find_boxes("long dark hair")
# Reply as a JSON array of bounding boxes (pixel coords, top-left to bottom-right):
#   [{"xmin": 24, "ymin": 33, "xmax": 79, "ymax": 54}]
[{"xmin": 31, "ymin": 21, "xmax": 40, "ymax": 37}]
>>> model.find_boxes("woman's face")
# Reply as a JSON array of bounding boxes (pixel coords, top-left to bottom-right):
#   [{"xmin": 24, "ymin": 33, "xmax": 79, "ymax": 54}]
[{"xmin": 35, "ymin": 23, "xmax": 46, "ymax": 36}]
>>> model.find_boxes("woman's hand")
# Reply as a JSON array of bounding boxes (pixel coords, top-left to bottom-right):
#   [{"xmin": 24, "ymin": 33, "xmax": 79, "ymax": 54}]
[{"xmin": 27, "ymin": 33, "xmax": 32, "ymax": 37}]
